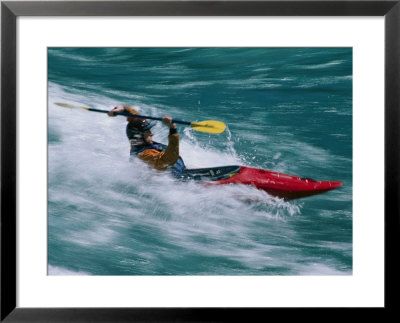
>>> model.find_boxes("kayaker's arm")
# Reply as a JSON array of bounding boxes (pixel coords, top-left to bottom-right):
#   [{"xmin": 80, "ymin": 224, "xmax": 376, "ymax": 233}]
[
  {"xmin": 108, "ymin": 105, "xmax": 140, "ymax": 122},
  {"xmin": 160, "ymin": 116, "xmax": 179, "ymax": 165},
  {"xmin": 160, "ymin": 131, "xmax": 180, "ymax": 164},
  {"xmin": 108, "ymin": 106, "xmax": 124, "ymax": 116}
]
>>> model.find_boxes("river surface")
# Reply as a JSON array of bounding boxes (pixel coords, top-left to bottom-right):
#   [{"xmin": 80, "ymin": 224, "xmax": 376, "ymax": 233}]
[{"xmin": 48, "ymin": 47, "xmax": 352, "ymax": 275}]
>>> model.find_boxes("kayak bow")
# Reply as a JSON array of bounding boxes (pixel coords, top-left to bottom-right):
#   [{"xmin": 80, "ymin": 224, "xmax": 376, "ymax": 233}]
[{"xmin": 180, "ymin": 165, "xmax": 342, "ymax": 200}]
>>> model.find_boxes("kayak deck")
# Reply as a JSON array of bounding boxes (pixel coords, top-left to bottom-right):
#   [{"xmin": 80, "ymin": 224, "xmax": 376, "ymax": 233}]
[
  {"xmin": 180, "ymin": 165, "xmax": 342, "ymax": 200},
  {"xmin": 180, "ymin": 165, "xmax": 241, "ymax": 181}
]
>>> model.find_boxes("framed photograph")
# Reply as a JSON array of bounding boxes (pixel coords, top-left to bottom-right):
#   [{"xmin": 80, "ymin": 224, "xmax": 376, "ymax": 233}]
[{"xmin": 2, "ymin": 0, "xmax": 399, "ymax": 321}]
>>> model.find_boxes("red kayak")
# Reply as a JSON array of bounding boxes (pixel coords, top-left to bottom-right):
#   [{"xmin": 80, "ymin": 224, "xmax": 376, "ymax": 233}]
[{"xmin": 180, "ymin": 165, "xmax": 342, "ymax": 200}]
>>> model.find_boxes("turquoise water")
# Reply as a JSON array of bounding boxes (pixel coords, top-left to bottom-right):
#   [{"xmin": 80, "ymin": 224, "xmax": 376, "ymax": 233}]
[{"xmin": 48, "ymin": 48, "xmax": 352, "ymax": 275}]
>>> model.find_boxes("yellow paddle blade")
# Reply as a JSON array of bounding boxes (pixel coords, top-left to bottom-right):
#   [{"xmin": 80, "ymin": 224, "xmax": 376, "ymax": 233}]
[
  {"xmin": 190, "ymin": 120, "xmax": 226, "ymax": 134},
  {"xmin": 55, "ymin": 102, "xmax": 90, "ymax": 110}
]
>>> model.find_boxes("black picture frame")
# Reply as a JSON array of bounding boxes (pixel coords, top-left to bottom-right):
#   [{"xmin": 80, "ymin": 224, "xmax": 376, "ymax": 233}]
[{"xmin": 1, "ymin": 1, "xmax": 399, "ymax": 321}]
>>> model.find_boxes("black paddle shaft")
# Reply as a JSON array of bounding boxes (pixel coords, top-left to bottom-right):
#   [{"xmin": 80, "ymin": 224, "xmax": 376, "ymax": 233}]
[{"xmin": 89, "ymin": 107, "xmax": 191, "ymax": 125}]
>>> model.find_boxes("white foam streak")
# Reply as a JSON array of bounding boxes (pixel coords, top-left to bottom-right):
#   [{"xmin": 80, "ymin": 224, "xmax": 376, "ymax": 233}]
[{"xmin": 48, "ymin": 265, "xmax": 91, "ymax": 276}]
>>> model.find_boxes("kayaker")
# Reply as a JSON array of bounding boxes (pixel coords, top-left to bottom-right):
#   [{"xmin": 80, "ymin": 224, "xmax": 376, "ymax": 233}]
[{"xmin": 108, "ymin": 106, "xmax": 186, "ymax": 176}]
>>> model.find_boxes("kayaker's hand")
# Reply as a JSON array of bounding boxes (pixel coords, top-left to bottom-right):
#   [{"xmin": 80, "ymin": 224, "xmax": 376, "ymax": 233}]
[
  {"xmin": 162, "ymin": 116, "xmax": 176, "ymax": 129},
  {"xmin": 108, "ymin": 106, "xmax": 124, "ymax": 117}
]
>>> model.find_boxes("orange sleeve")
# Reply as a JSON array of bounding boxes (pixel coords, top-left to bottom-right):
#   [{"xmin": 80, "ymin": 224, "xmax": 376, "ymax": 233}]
[
  {"xmin": 123, "ymin": 106, "xmax": 140, "ymax": 122},
  {"xmin": 137, "ymin": 133, "xmax": 180, "ymax": 170}
]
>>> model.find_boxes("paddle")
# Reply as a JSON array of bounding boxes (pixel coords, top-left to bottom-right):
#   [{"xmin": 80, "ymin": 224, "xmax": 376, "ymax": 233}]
[{"xmin": 55, "ymin": 103, "xmax": 226, "ymax": 134}]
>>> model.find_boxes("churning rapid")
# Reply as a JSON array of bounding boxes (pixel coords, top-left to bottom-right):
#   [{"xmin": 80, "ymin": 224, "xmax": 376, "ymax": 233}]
[{"xmin": 48, "ymin": 48, "xmax": 352, "ymax": 275}]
